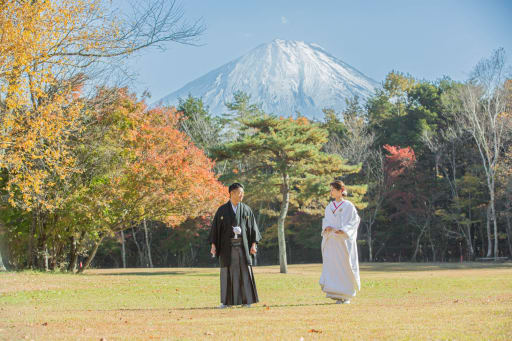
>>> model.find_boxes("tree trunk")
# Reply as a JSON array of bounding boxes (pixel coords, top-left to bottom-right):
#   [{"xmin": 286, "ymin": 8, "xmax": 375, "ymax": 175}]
[
  {"xmin": 132, "ymin": 226, "xmax": 144, "ymax": 267},
  {"xmin": 277, "ymin": 171, "xmax": 290, "ymax": 273},
  {"xmin": 120, "ymin": 230, "xmax": 127, "ymax": 268},
  {"xmin": 466, "ymin": 198, "xmax": 475, "ymax": 260},
  {"xmin": 0, "ymin": 250, "xmax": 6, "ymax": 271},
  {"xmin": 429, "ymin": 232, "xmax": 436, "ymax": 262},
  {"xmin": 0, "ymin": 223, "xmax": 7, "ymax": 271},
  {"xmin": 464, "ymin": 225, "xmax": 474, "ymax": 260},
  {"xmin": 490, "ymin": 188, "xmax": 499, "ymax": 260},
  {"xmin": 411, "ymin": 229, "xmax": 425, "ymax": 262},
  {"xmin": 50, "ymin": 244, "xmax": 60, "ymax": 271},
  {"xmin": 143, "ymin": 219, "xmax": 153, "ymax": 268},
  {"xmin": 27, "ymin": 211, "xmax": 37, "ymax": 268},
  {"xmin": 189, "ymin": 242, "xmax": 197, "ymax": 266},
  {"xmin": 367, "ymin": 206, "xmax": 380, "ymax": 262},
  {"xmin": 68, "ymin": 236, "xmax": 78, "ymax": 272},
  {"xmin": 486, "ymin": 205, "xmax": 492, "ymax": 257},
  {"xmin": 44, "ymin": 245, "xmax": 49, "ymax": 271},
  {"xmin": 78, "ymin": 236, "xmax": 105, "ymax": 273},
  {"xmin": 505, "ymin": 213, "xmax": 512, "ymax": 258},
  {"xmin": 367, "ymin": 223, "xmax": 373, "ymax": 262}
]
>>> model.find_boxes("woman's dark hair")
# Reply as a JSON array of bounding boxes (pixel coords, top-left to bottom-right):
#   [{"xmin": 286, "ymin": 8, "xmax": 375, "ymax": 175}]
[
  {"xmin": 330, "ymin": 180, "xmax": 345, "ymax": 191},
  {"xmin": 229, "ymin": 182, "xmax": 244, "ymax": 193}
]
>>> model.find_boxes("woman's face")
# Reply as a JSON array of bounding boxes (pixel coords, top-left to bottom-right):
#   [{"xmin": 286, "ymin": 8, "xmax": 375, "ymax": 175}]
[{"xmin": 330, "ymin": 186, "xmax": 343, "ymax": 199}]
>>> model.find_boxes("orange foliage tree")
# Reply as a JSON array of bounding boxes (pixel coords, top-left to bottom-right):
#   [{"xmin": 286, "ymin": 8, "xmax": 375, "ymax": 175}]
[{"xmin": 71, "ymin": 89, "xmax": 226, "ymax": 271}]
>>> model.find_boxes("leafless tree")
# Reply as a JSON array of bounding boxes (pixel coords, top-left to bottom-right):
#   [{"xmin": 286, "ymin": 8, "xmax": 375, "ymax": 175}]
[
  {"xmin": 422, "ymin": 127, "xmax": 479, "ymax": 259},
  {"xmin": 324, "ymin": 108, "xmax": 383, "ymax": 261},
  {"xmin": 324, "ymin": 115, "xmax": 375, "ymax": 166},
  {"xmin": 44, "ymin": 0, "xmax": 205, "ymax": 96},
  {"xmin": 180, "ymin": 110, "xmax": 221, "ymax": 156},
  {"xmin": 450, "ymin": 48, "xmax": 512, "ymax": 259}
]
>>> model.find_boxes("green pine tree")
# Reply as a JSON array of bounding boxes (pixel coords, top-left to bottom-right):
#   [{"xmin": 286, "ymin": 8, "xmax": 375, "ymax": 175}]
[{"xmin": 214, "ymin": 113, "xmax": 361, "ymax": 273}]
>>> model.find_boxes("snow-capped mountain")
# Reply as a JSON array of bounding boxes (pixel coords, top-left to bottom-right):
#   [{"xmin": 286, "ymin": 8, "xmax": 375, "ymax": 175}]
[{"xmin": 155, "ymin": 39, "xmax": 379, "ymax": 120}]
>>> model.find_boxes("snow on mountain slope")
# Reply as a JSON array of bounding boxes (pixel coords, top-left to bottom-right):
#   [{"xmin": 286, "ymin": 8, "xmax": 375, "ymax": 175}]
[{"xmin": 155, "ymin": 39, "xmax": 378, "ymax": 119}]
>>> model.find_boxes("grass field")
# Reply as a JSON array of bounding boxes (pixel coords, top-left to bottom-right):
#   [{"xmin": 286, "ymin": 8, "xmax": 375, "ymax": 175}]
[{"xmin": 1, "ymin": 263, "xmax": 511, "ymax": 340}]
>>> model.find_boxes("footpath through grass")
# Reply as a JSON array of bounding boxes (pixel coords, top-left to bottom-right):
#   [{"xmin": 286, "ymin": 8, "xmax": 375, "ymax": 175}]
[{"xmin": 1, "ymin": 263, "xmax": 511, "ymax": 340}]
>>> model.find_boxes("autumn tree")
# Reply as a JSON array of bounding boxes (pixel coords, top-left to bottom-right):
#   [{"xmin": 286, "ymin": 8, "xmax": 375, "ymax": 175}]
[
  {"xmin": 0, "ymin": 0, "xmax": 203, "ymax": 266},
  {"xmin": 384, "ymin": 144, "xmax": 429, "ymax": 261},
  {"xmin": 73, "ymin": 89, "xmax": 226, "ymax": 272},
  {"xmin": 0, "ymin": 0, "xmax": 204, "ymax": 269},
  {"xmin": 1, "ymin": 0, "xmax": 204, "ymax": 209}
]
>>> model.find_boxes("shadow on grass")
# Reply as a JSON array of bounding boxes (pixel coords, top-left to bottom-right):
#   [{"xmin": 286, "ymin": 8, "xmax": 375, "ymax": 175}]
[
  {"xmin": 81, "ymin": 302, "xmax": 337, "ymax": 312},
  {"xmin": 171, "ymin": 302, "xmax": 337, "ymax": 310},
  {"xmin": 360, "ymin": 262, "xmax": 512, "ymax": 272},
  {"xmin": 88, "ymin": 271, "xmax": 216, "ymax": 277}
]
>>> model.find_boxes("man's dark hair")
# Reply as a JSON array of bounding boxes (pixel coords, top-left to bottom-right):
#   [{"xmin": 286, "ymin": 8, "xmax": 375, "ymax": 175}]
[{"xmin": 229, "ymin": 182, "xmax": 244, "ymax": 193}]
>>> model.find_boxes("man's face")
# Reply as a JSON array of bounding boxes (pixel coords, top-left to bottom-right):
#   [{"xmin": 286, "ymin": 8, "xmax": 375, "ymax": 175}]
[{"xmin": 230, "ymin": 188, "xmax": 244, "ymax": 203}]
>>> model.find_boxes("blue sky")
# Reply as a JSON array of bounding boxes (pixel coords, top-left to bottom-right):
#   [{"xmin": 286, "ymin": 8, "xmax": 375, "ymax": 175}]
[{"xmin": 123, "ymin": 0, "xmax": 512, "ymax": 101}]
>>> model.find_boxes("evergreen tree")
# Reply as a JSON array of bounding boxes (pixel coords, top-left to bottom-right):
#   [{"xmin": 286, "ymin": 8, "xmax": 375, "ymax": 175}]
[{"xmin": 214, "ymin": 113, "xmax": 360, "ymax": 273}]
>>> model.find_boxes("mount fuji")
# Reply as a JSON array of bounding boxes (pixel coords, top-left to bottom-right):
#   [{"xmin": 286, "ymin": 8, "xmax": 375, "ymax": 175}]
[{"xmin": 155, "ymin": 39, "xmax": 379, "ymax": 120}]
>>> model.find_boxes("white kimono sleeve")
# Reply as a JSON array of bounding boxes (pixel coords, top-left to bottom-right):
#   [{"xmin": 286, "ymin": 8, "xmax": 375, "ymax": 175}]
[
  {"xmin": 340, "ymin": 202, "xmax": 360, "ymax": 240},
  {"xmin": 321, "ymin": 205, "xmax": 330, "ymax": 232}
]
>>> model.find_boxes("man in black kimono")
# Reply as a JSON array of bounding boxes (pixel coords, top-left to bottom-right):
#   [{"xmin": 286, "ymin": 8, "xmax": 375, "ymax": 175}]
[{"xmin": 209, "ymin": 183, "xmax": 261, "ymax": 308}]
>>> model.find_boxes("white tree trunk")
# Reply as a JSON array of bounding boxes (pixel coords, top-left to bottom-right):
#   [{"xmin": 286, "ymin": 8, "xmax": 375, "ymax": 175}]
[
  {"xmin": 367, "ymin": 224, "xmax": 373, "ymax": 262},
  {"xmin": 0, "ymin": 251, "xmax": 6, "ymax": 271},
  {"xmin": 143, "ymin": 219, "xmax": 153, "ymax": 268},
  {"xmin": 68, "ymin": 235, "xmax": 78, "ymax": 272},
  {"xmin": 44, "ymin": 245, "xmax": 49, "ymax": 271},
  {"xmin": 486, "ymin": 205, "xmax": 493, "ymax": 257},
  {"xmin": 120, "ymin": 230, "xmax": 126, "ymax": 268},
  {"xmin": 490, "ymin": 186, "xmax": 499, "ymax": 260},
  {"xmin": 277, "ymin": 171, "xmax": 290, "ymax": 274}
]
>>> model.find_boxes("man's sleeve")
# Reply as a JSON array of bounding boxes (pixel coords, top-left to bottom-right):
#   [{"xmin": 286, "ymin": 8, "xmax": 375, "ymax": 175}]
[
  {"xmin": 249, "ymin": 209, "xmax": 262, "ymax": 244},
  {"xmin": 209, "ymin": 209, "xmax": 220, "ymax": 246}
]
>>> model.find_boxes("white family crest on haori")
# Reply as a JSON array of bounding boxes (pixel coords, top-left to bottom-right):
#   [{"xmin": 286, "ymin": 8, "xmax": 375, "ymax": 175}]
[{"xmin": 319, "ymin": 199, "xmax": 361, "ymax": 300}]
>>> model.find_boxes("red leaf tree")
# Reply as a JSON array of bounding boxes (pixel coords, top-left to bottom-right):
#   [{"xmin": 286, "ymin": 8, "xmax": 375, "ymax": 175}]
[{"xmin": 383, "ymin": 144, "xmax": 435, "ymax": 261}]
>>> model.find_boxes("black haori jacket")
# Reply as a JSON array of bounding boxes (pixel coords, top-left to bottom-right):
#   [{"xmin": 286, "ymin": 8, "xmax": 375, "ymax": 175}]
[{"xmin": 209, "ymin": 201, "xmax": 262, "ymax": 267}]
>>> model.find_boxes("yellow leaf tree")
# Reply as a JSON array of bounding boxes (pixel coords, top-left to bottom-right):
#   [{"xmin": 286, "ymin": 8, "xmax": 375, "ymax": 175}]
[{"xmin": 0, "ymin": 0, "xmax": 204, "ymax": 268}]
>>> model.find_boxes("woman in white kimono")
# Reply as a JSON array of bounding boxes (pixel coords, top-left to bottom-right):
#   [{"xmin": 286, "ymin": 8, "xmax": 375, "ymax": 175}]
[{"xmin": 319, "ymin": 180, "xmax": 361, "ymax": 304}]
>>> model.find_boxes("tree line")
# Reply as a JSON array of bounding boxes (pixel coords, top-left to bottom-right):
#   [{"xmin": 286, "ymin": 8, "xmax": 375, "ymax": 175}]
[
  {"xmin": 1, "ymin": 1, "xmax": 510, "ymax": 272},
  {"xmin": 90, "ymin": 48, "xmax": 511, "ymax": 271}
]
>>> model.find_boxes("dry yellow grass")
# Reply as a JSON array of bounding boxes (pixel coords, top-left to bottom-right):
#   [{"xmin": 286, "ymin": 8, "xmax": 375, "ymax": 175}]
[{"xmin": 1, "ymin": 263, "xmax": 511, "ymax": 340}]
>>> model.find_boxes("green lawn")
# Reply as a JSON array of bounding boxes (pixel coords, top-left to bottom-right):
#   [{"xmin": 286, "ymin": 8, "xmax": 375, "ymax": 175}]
[{"xmin": 1, "ymin": 263, "xmax": 511, "ymax": 340}]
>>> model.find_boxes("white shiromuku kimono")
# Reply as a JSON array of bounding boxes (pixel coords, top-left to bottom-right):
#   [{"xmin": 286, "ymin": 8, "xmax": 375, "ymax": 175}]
[{"xmin": 319, "ymin": 199, "xmax": 361, "ymax": 300}]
